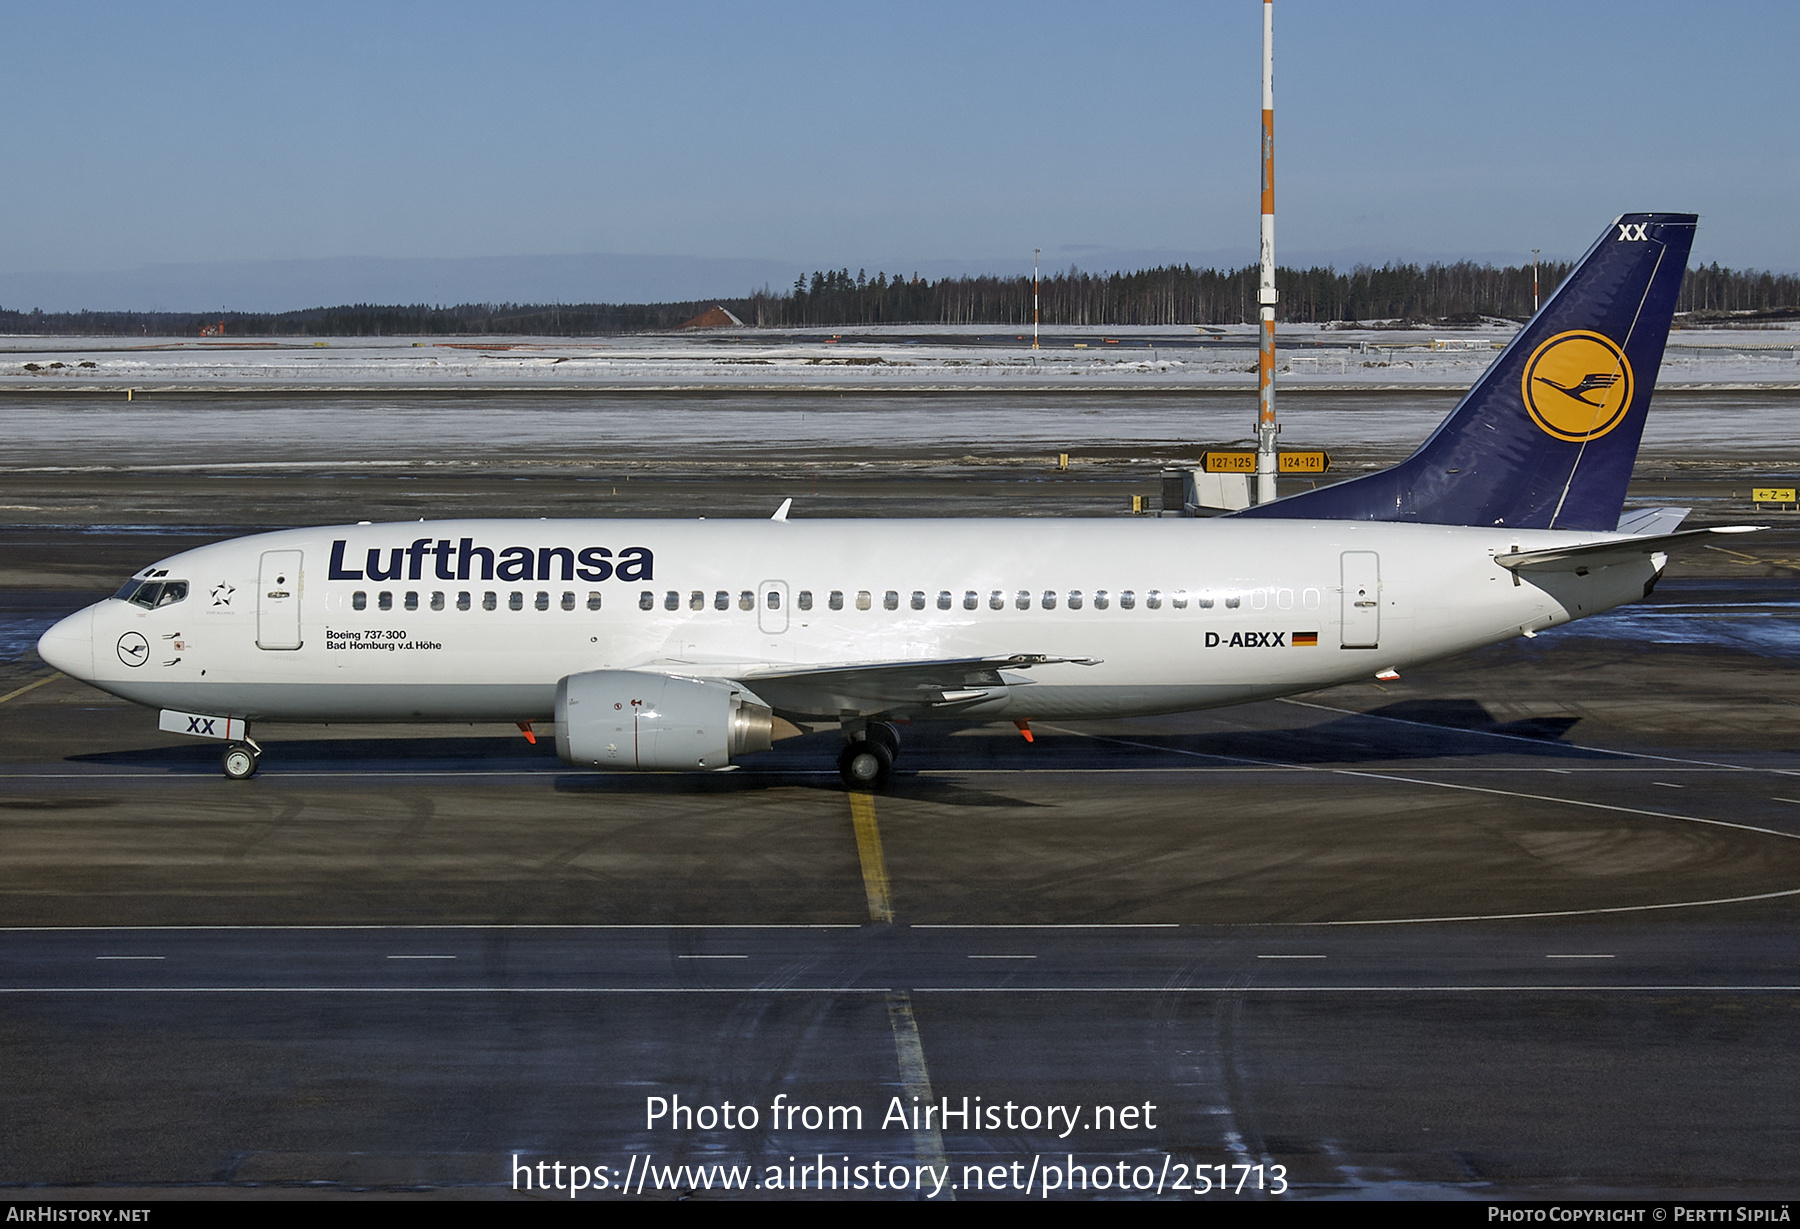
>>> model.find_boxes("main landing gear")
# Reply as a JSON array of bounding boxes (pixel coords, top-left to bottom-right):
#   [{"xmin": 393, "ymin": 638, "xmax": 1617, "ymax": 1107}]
[
  {"xmin": 221, "ymin": 739, "xmax": 262, "ymax": 780},
  {"xmin": 838, "ymin": 721, "xmax": 900, "ymax": 791}
]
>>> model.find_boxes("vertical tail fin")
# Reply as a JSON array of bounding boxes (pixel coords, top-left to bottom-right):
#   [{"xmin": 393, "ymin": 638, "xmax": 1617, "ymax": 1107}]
[{"xmin": 1241, "ymin": 213, "xmax": 1696, "ymax": 530}]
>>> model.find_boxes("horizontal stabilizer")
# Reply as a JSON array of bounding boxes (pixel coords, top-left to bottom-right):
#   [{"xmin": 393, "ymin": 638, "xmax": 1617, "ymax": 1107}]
[
  {"xmin": 1495, "ymin": 526, "xmax": 1763, "ymax": 573},
  {"xmin": 1615, "ymin": 506, "xmax": 1690, "ymax": 536}
]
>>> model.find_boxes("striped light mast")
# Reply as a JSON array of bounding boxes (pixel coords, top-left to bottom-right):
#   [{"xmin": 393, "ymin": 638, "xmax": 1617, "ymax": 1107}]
[{"xmin": 1253, "ymin": 0, "xmax": 1279, "ymax": 506}]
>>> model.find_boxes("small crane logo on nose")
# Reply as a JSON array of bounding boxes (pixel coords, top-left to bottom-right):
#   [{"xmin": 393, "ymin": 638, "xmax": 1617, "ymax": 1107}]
[{"xmin": 117, "ymin": 632, "xmax": 149, "ymax": 667}]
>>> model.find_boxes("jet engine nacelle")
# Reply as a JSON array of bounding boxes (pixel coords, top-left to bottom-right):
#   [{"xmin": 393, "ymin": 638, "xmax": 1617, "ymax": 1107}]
[{"xmin": 554, "ymin": 670, "xmax": 774, "ymax": 771}]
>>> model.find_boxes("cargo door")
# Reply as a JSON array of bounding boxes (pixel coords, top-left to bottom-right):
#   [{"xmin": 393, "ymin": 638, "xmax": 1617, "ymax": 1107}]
[
  {"xmin": 757, "ymin": 580, "xmax": 789, "ymax": 634},
  {"xmin": 257, "ymin": 549, "xmax": 304, "ymax": 650},
  {"xmin": 1340, "ymin": 551, "xmax": 1380, "ymax": 649}
]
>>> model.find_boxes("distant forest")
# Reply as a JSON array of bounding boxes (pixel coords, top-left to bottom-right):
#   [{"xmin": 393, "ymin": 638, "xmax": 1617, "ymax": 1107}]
[{"xmin": 4, "ymin": 260, "xmax": 1796, "ymax": 336}]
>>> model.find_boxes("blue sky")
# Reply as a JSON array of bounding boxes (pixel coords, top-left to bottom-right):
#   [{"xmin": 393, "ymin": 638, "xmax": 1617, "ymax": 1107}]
[{"xmin": 3, "ymin": 1, "xmax": 1795, "ymax": 309}]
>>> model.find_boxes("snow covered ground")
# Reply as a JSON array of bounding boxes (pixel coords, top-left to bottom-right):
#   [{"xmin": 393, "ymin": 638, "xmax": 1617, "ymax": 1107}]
[{"xmin": 1, "ymin": 322, "xmax": 1796, "ymax": 391}]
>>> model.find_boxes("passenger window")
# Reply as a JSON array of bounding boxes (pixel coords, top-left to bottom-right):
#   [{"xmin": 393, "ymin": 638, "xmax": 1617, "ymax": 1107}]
[
  {"xmin": 1199, "ymin": 595, "xmax": 1216, "ymax": 610},
  {"xmin": 690, "ymin": 590, "xmax": 705, "ymax": 611},
  {"xmin": 1067, "ymin": 590, "xmax": 1084, "ymax": 610},
  {"xmin": 828, "ymin": 590, "xmax": 844, "ymax": 611},
  {"xmin": 1041, "ymin": 590, "xmax": 1057, "ymax": 610},
  {"xmin": 739, "ymin": 590, "xmax": 754, "ymax": 611},
  {"xmin": 456, "ymin": 591, "xmax": 471, "ymax": 611},
  {"xmin": 483, "ymin": 591, "xmax": 497, "ymax": 611},
  {"xmin": 1094, "ymin": 590, "xmax": 1110, "ymax": 610},
  {"xmin": 1172, "ymin": 590, "xmax": 1187, "ymax": 609},
  {"xmin": 989, "ymin": 591, "xmax": 1004, "ymax": 610},
  {"xmin": 1225, "ymin": 595, "xmax": 1240, "ymax": 609},
  {"xmin": 1146, "ymin": 590, "xmax": 1161, "ymax": 609},
  {"xmin": 715, "ymin": 591, "xmax": 730, "ymax": 611},
  {"xmin": 883, "ymin": 591, "xmax": 899, "ymax": 611},
  {"xmin": 430, "ymin": 591, "xmax": 445, "ymax": 611},
  {"xmin": 353, "ymin": 591, "xmax": 367, "ymax": 611},
  {"xmin": 404, "ymin": 591, "xmax": 419, "ymax": 611},
  {"xmin": 911, "ymin": 591, "xmax": 925, "ymax": 610},
  {"xmin": 963, "ymin": 591, "xmax": 978, "ymax": 610},
  {"xmin": 379, "ymin": 591, "xmax": 393, "ymax": 611},
  {"xmin": 562, "ymin": 592, "xmax": 576, "ymax": 611},
  {"xmin": 1119, "ymin": 590, "xmax": 1135, "ymax": 610},
  {"xmin": 1251, "ymin": 589, "xmax": 1269, "ymax": 611},
  {"xmin": 856, "ymin": 590, "xmax": 872, "ymax": 611},
  {"xmin": 766, "ymin": 590, "xmax": 781, "ymax": 610},
  {"xmin": 510, "ymin": 592, "xmax": 525, "ymax": 611},
  {"xmin": 1015, "ymin": 590, "xmax": 1030, "ymax": 610},
  {"xmin": 537, "ymin": 592, "xmax": 552, "ymax": 611},
  {"xmin": 1276, "ymin": 587, "xmax": 1294, "ymax": 610},
  {"xmin": 587, "ymin": 592, "xmax": 603, "ymax": 611},
  {"xmin": 937, "ymin": 591, "xmax": 952, "ymax": 611},
  {"xmin": 664, "ymin": 591, "xmax": 679, "ymax": 611},
  {"xmin": 1303, "ymin": 587, "xmax": 1321, "ymax": 610},
  {"xmin": 798, "ymin": 590, "xmax": 813, "ymax": 611},
  {"xmin": 641, "ymin": 591, "xmax": 656, "ymax": 611}
]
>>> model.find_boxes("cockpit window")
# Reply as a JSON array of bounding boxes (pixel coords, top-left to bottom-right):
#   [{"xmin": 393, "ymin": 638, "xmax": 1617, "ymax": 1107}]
[
  {"xmin": 122, "ymin": 580, "xmax": 188, "ymax": 609},
  {"xmin": 112, "ymin": 579, "xmax": 143, "ymax": 602}
]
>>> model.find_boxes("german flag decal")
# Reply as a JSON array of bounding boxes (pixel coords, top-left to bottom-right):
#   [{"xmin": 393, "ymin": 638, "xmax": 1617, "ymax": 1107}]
[{"xmin": 1293, "ymin": 631, "xmax": 1319, "ymax": 647}]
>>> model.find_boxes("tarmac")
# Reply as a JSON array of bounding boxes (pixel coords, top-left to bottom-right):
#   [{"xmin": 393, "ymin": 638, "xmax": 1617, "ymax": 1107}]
[{"xmin": 3, "ymin": 393, "xmax": 1800, "ymax": 1200}]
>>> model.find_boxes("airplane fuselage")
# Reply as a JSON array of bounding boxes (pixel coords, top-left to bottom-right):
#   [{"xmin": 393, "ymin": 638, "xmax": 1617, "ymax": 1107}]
[{"xmin": 39, "ymin": 517, "xmax": 1655, "ymax": 726}]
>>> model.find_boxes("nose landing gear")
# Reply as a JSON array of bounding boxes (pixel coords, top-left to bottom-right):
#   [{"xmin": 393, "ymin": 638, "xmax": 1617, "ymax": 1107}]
[
  {"xmin": 221, "ymin": 740, "xmax": 261, "ymax": 780},
  {"xmin": 838, "ymin": 721, "xmax": 900, "ymax": 790}
]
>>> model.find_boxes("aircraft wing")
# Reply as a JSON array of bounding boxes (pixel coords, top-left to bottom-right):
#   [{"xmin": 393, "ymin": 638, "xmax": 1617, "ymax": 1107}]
[
  {"xmin": 1495, "ymin": 525, "xmax": 1765, "ymax": 573},
  {"xmin": 733, "ymin": 654, "xmax": 1099, "ymax": 719}
]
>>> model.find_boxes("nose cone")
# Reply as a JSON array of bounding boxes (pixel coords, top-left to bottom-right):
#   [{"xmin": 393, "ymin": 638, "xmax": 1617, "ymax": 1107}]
[{"xmin": 36, "ymin": 607, "xmax": 95, "ymax": 679}]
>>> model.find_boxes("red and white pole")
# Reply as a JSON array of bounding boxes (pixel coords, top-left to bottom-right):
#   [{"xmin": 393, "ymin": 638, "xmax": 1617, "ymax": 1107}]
[{"xmin": 1254, "ymin": 0, "xmax": 1278, "ymax": 506}]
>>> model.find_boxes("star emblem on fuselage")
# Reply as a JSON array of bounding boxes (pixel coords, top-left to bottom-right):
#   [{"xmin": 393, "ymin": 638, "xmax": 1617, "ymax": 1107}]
[{"xmin": 211, "ymin": 583, "xmax": 236, "ymax": 607}]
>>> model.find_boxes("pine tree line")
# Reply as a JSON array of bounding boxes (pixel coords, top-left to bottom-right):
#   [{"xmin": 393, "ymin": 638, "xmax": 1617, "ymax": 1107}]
[{"xmin": 2, "ymin": 261, "xmax": 1795, "ymax": 336}]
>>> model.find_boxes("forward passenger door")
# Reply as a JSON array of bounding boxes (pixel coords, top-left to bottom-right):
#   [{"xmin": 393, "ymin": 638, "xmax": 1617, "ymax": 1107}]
[{"xmin": 257, "ymin": 550, "xmax": 304, "ymax": 650}]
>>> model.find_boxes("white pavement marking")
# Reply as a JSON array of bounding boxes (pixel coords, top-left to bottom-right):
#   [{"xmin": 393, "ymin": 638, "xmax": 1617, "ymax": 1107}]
[
  {"xmin": 1314, "ymin": 887, "xmax": 1800, "ymax": 927},
  {"xmin": 965, "ymin": 955, "xmax": 1035, "ymax": 960},
  {"xmin": 1277, "ymin": 697, "xmax": 1800, "ymax": 777},
  {"xmin": 1257, "ymin": 955, "xmax": 1326, "ymax": 960},
  {"xmin": 1546, "ymin": 954, "xmax": 1617, "ymax": 959},
  {"xmin": 677, "ymin": 954, "xmax": 747, "ymax": 960},
  {"xmin": 94, "ymin": 955, "xmax": 164, "ymax": 961},
  {"xmin": 1040, "ymin": 725, "xmax": 1800, "ymax": 843},
  {"xmin": 1038, "ymin": 724, "xmax": 1800, "ymax": 925},
  {"xmin": 386, "ymin": 955, "xmax": 456, "ymax": 960}
]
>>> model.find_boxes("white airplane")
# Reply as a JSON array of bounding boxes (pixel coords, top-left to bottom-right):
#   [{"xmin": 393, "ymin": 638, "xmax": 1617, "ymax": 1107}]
[{"xmin": 36, "ymin": 213, "xmax": 1754, "ymax": 788}]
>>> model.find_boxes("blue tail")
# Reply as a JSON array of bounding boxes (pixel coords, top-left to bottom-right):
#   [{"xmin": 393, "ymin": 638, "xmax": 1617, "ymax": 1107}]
[{"xmin": 1238, "ymin": 213, "xmax": 1696, "ymax": 531}]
